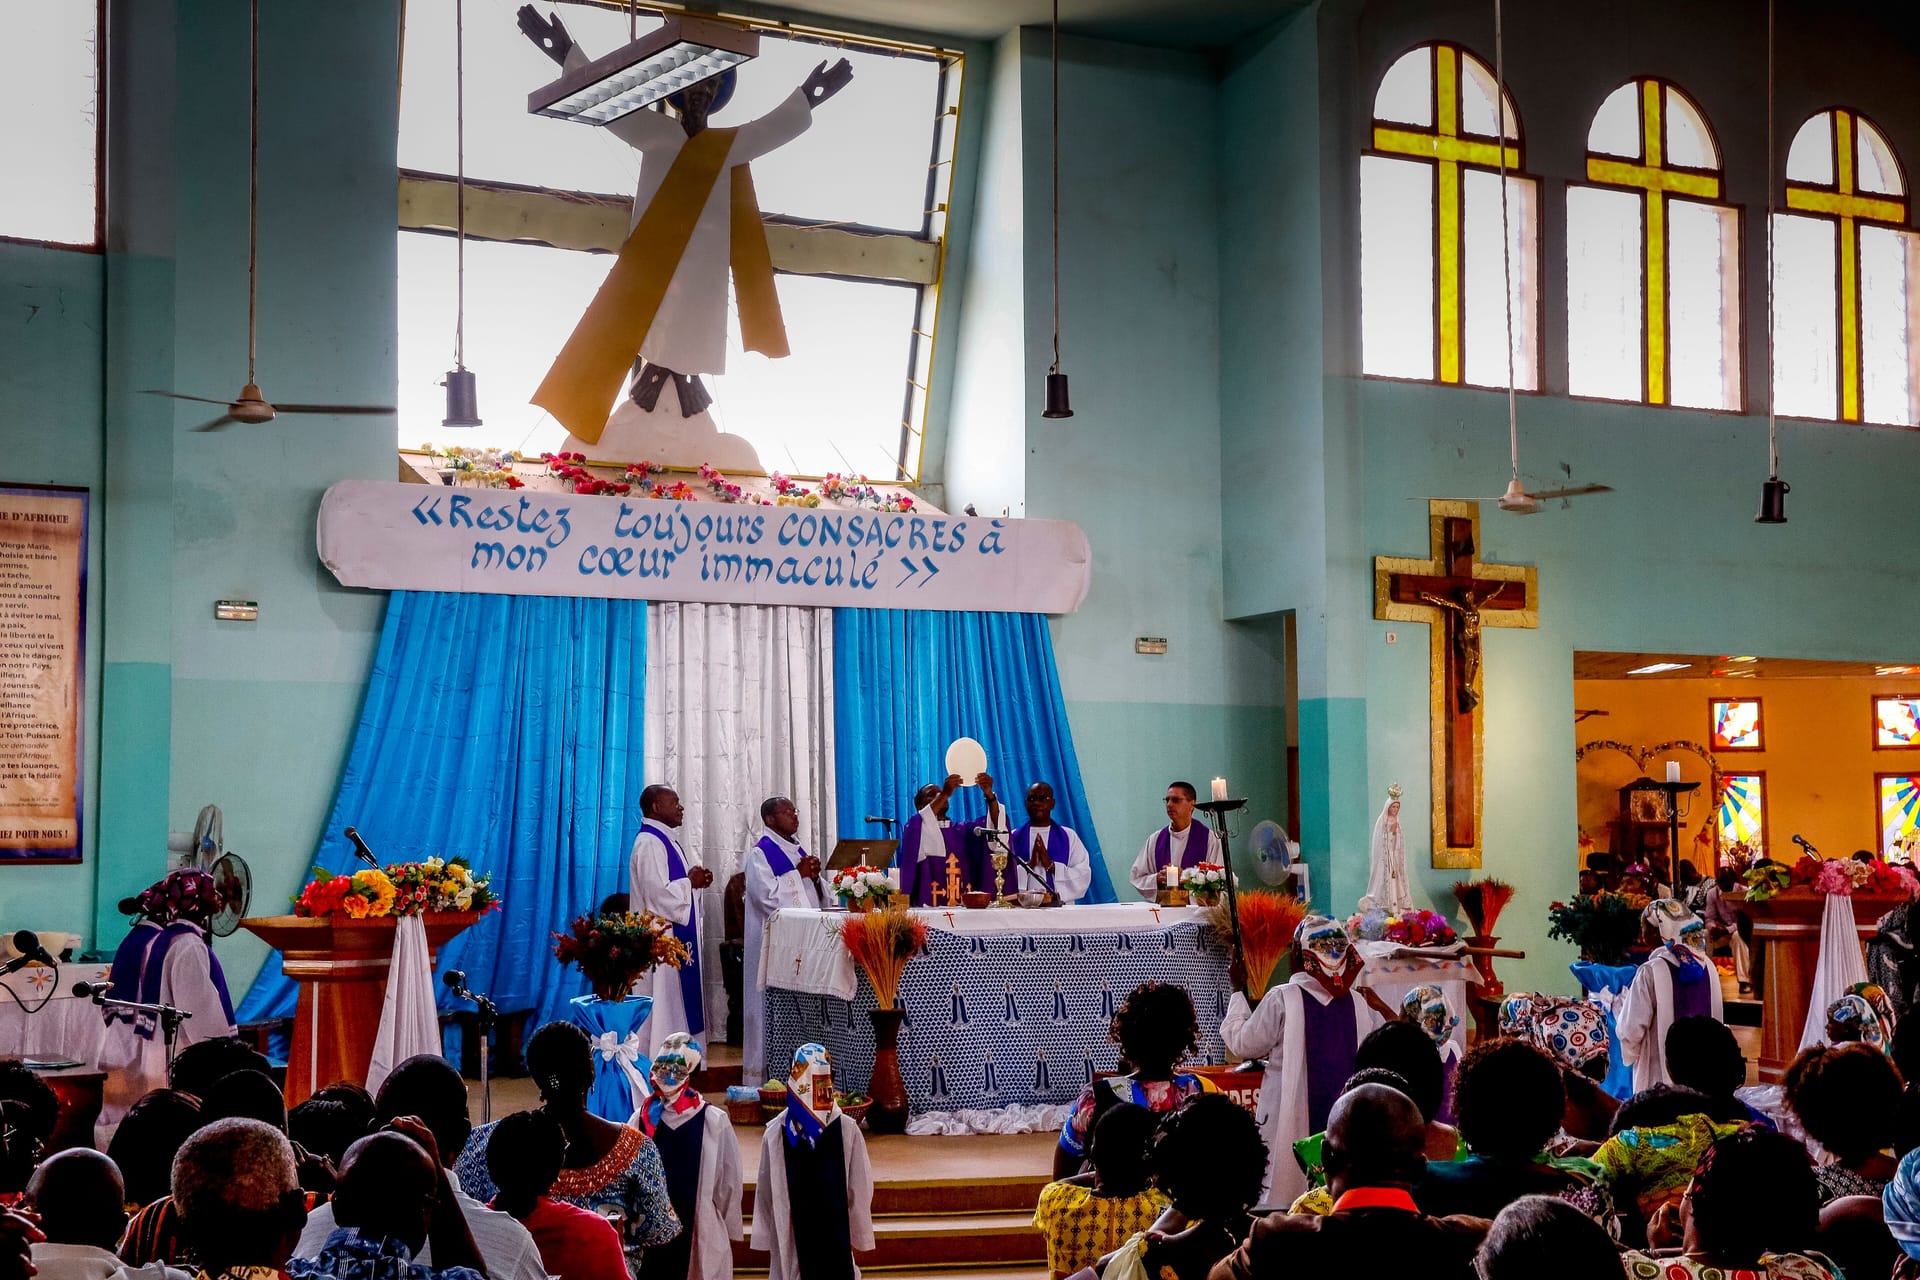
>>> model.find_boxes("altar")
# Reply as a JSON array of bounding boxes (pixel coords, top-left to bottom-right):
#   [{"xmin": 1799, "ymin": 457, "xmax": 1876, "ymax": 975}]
[
  {"xmin": 0, "ymin": 961, "xmax": 115, "ymax": 1062},
  {"xmin": 757, "ymin": 904, "xmax": 1478, "ymax": 1115}
]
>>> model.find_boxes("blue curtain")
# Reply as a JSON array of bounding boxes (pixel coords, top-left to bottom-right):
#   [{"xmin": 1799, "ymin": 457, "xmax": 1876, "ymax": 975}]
[
  {"xmin": 832, "ymin": 609, "xmax": 1116, "ymax": 903},
  {"xmin": 237, "ymin": 590, "xmax": 648, "ymax": 1033}
]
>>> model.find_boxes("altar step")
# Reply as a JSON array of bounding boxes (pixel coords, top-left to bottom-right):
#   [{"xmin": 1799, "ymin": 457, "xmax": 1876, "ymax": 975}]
[{"xmin": 730, "ymin": 1125, "xmax": 1052, "ymax": 1275}]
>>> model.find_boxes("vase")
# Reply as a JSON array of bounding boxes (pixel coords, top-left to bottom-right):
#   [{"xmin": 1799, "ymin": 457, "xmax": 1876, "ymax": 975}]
[
  {"xmin": 866, "ymin": 1007, "xmax": 909, "ymax": 1134},
  {"xmin": 1464, "ymin": 935, "xmax": 1503, "ymax": 1041},
  {"xmin": 568, "ymin": 993, "xmax": 654, "ymax": 1123}
]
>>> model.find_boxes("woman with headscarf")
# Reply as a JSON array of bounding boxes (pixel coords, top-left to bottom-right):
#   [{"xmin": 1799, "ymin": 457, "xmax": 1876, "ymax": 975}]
[
  {"xmin": 94, "ymin": 869, "xmax": 238, "ymax": 1142},
  {"xmin": 1621, "ymin": 1127, "xmax": 1838, "ymax": 1278},
  {"xmin": 1617, "ymin": 899, "xmax": 1724, "ymax": 1093},
  {"xmin": 1219, "ymin": 915, "xmax": 1396, "ymax": 1207},
  {"xmin": 1883, "ymin": 1147, "xmax": 1920, "ymax": 1278},
  {"xmin": 1498, "ymin": 993, "xmax": 1621, "ymax": 1149}
]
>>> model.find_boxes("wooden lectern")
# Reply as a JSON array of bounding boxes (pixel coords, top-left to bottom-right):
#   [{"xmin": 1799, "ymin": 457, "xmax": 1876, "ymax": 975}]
[
  {"xmin": 1740, "ymin": 889, "xmax": 1904, "ymax": 1082},
  {"xmin": 242, "ymin": 913, "xmax": 477, "ymax": 1105}
]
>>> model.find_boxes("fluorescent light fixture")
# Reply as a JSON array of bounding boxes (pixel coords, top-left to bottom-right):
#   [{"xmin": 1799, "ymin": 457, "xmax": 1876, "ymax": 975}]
[
  {"xmin": 528, "ymin": 17, "xmax": 758, "ymax": 125},
  {"xmin": 1877, "ymin": 665, "xmax": 1920, "ymax": 676},
  {"xmin": 1724, "ymin": 655, "xmax": 1758, "ymax": 664},
  {"xmin": 1627, "ymin": 662, "xmax": 1692, "ymax": 675}
]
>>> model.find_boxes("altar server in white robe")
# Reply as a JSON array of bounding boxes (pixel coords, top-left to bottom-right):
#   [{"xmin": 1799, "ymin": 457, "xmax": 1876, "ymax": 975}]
[
  {"xmin": 1128, "ymin": 781, "xmax": 1220, "ymax": 898},
  {"xmin": 1219, "ymin": 915, "xmax": 1396, "ymax": 1207},
  {"xmin": 642, "ymin": 1034, "xmax": 742, "ymax": 1280},
  {"xmin": 752, "ymin": 1043, "xmax": 874, "ymax": 1280},
  {"xmin": 629, "ymin": 784, "xmax": 714, "ymax": 1059},
  {"xmin": 743, "ymin": 796, "xmax": 828, "ymax": 1083},
  {"xmin": 95, "ymin": 869, "xmax": 239, "ymax": 1141},
  {"xmin": 1001, "ymin": 782, "xmax": 1093, "ymax": 903},
  {"xmin": 1618, "ymin": 899, "xmax": 1724, "ymax": 1093}
]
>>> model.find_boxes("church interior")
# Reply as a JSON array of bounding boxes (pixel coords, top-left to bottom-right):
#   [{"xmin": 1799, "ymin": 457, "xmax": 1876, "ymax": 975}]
[{"xmin": 9, "ymin": 0, "xmax": 1920, "ymax": 1276}]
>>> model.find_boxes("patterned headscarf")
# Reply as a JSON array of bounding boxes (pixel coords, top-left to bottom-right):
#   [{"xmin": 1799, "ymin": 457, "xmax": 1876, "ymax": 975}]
[
  {"xmin": 1829, "ymin": 982, "xmax": 1897, "ymax": 1053},
  {"xmin": 1499, "ymin": 992, "xmax": 1611, "ymax": 1074},
  {"xmin": 1885, "ymin": 1147, "xmax": 1920, "ymax": 1258},
  {"xmin": 1401, "ymin": 985, "xmax": 1460, "ymax": 1054},
  {"xmin": 1644, "ymin": 898, "xmax": 1707, "ymax": 946},
  {"xmin": 135, "ymin": 869, "xmax": 224, "ymax": 926},
  {"xmin": 784, "ymin": 1042, "xmax": 839, "ymax": 1148},
  {"xmin": 1294, "ymin": 915, "xmax": 1352, "ymax": 979}
]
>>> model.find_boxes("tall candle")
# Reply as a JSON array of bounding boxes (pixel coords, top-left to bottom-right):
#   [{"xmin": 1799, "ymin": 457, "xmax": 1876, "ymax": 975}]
[
  {"xmin": 1665, "ymin": 761, "xmax": 1681, "ymax": 783},
  {"xmin": 1166, "ymin": 863, "xmax": 1179, "ymax": 889},
  {"xmin": 1210, "ymin": 776, "xmax": 1229, "ymax": 801}
]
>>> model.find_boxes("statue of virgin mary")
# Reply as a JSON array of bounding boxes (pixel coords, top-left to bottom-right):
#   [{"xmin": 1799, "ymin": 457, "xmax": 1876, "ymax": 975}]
[{"xmin": 1361, "ymin": 784, "xmax": 1414, "ymax": 916}]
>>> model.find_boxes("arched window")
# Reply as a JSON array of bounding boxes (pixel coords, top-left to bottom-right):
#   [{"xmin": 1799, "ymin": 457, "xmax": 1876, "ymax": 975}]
[
  {"xmin": 1773, "ymin": 109, "xmax": 1917, "ymax": 425},
  {"xmin": 1361, "ymin": 42, "xmax": 1538, "ymax": 389},
  {"xmin": 1568, "ymin": 80, "xmax": 1741, "ymax": 409}
]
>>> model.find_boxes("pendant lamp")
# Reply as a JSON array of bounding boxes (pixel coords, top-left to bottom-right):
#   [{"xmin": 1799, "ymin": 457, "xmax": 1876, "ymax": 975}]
[
  {"xmin": 443, "ymin": 0, "xmax": 481, "ymax": 427},
  {"xmin": 1755, "ymin": 0, "xmax": 1786, "ymax": 522},
  {"xmin": 1041, "ymin": 0, "xmax": 1072, "ymax": 419}
]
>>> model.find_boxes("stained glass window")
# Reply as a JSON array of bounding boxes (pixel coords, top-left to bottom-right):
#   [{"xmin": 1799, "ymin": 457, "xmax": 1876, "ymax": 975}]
[
  {"xmin": 1875, "ymin": 697, "xmax": 1920, "ymax": 748},
  {"xmin": 1716, "ymin": 773, "xmax": 1766, "ymax": 854},
  {"xmin": 1774, "ymin": 110, "xmax": 1918, "ymax": 427},
  {"xmin": 1362, "ymin": 43, "xmax": 1539, "ymax": 390},
  {"xmin": 1710, "ymin": 698, "xmax": 1764, "ymax": 751},
  {"xmin": 1880, "ymin": 775, "xmax": 1920, "ymax": 860},
  {"xmin": 1568, "ymin": 80, "xmax": 1741, "ymax": 409}
]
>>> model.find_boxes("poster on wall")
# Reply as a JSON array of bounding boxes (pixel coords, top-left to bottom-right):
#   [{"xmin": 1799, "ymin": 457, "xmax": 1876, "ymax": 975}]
[{"xmin": 0, "ymin": 484, "xmax": 87, "ymax": 865}]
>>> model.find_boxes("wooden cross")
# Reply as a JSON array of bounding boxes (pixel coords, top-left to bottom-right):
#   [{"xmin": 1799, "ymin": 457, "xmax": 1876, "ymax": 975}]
[{"xmin": 1375, "ymin": 501, "xmax": 1538, "ymax": 867}]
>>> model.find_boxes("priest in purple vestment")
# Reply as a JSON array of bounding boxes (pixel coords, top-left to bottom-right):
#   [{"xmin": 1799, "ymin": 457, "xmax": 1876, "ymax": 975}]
[
  {"xmin": 998, "ymin": 782, "xmax": 1093, "ymax": 903},
  {"xmin": 1128, "ymin": 781, "xmax": 1221, "ymax": 899},
  {"xmin": 895, "ymin": 772, "xmax": 1008, "ymax": 906}
]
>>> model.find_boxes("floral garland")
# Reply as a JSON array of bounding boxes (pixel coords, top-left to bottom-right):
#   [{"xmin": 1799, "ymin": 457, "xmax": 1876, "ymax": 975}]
[
  {"xmin": 1745, "ymin": 854, "xmax": 1917, "ymax": 902},
  {"xmin": 770, "ymin": 472, "xmax": 821, "ymax": 507},
  {"xmin": 423, "ymin": 445, "xmax": 525, "ymax": 490},
  {"xmin": 821, "ymin": 472, "xmax": 915, "ymax": 512},
  {"xmin": 697, "ymin": 463, "xmax": 771, "ymax": 504},
  {"xmin": 541, "ymin": 452, "xmax": 633, "ymax": 496},
  {"xmin": 1349, "ymin": 905, "xmax": 1457, "ymax": 947}
]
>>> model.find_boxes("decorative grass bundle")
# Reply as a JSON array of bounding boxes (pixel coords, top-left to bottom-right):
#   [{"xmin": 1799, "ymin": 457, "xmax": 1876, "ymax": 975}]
[
  {"xmin": 836, "ymin": 903, "xmax": 931, "ymax": 1009},
  {"xmin": 1451, "ymin": 878, "xmax": 1516, "ymax": 936},
  {"xmin": 1208, "ymin": 890, "xmax": 1305, "ymax": 999}
]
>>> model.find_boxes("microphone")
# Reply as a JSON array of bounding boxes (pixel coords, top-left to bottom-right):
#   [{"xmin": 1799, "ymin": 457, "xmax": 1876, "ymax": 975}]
[
  {"xmin": 443, "ymin": 969, "xmax": 467, "ymax": 991},
  {"xmin": 865, "ymin": 815, "xmax": 896, "ymax": 832},
  {"xmin": 71, "ymin": 980, "xmax": 110, "ymax": 1001},
  {"xmin": 1792, "ymin": 834, "xmax": 1820, "ymax": 856},
  {"xmin": 0, "ymin": 931, "xmax": 55, "ymax": 977},
  {"xmin": 118, "ymin": 896, "xmax": 142, "ymax": 916},
  {"xmin": 344, "ymin": 826, "xmax": 380, "ymax": 868}
]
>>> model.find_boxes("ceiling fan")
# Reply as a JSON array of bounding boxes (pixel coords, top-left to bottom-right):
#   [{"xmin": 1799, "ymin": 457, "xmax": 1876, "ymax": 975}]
[
  {"xmin": 146, "ymin": 0, "xmax": 394, "ymax": 432},
  {"xmin": 1422, "ymin": 0, "xmax": 1613, "ymax": 516}
]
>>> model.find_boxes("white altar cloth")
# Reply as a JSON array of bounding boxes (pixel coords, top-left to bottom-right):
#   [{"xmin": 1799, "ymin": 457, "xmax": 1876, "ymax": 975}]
[
  {"xmin": 0, "ymin": 962, "xmax": 115, "ymax": 1061},
  {"xmin": 758, "ymin": 903, "xmax": 1212, "ymax": 1001}
]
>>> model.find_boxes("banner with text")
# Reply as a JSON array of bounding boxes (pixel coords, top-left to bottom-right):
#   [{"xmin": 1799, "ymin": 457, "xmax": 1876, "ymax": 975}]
[
  {"xmin": 0, "ymin": 485, "xmax": 87, "ymax": 864},
  {"xmin": 318, "ymin": 481, "xmax": 1092, "ymax": 614}
]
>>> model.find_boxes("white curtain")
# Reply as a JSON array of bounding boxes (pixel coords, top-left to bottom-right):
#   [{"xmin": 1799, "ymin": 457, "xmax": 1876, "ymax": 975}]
[{"xmin": 644, "ymin": 603, "xmax": 837, "ymax": 1038}]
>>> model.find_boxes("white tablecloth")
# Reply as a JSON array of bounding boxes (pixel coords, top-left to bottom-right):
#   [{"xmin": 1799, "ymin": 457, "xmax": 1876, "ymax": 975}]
[
  {"xmin": 0, "ymin": 963, "xmax": 114, "ymax": 1062},
  {"xmin": 1352, "ymin": 942, "xmax": 1481, "ymax": 1061},
  {"xmin": 759, "ymin": 903, "xmax": 1215, "ymax": 1001}
]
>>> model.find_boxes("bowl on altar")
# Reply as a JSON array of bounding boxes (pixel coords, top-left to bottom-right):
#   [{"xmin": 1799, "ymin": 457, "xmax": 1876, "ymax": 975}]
[
  {"xmin": 962, "ymin": 891, "xmax": 992, "ymax": 909},
  {"xmin": 1017, "ymin": 891, "xmax": 1048, "ymax": 908}
]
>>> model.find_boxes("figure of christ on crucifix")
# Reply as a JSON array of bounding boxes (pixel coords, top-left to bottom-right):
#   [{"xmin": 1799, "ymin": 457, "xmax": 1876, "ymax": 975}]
[{"xmin": 1374, "ymin": 502, "xmax": 1538, "ymax": 866}]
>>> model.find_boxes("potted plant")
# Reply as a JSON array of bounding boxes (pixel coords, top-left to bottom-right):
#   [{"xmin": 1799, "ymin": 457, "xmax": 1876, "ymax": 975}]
[
  {"xmin": 1546, "ymin": 891, "xmax": 1649, "ymax": 965},
  {"xmin": 1179, "ymin": 862, "xmax": 1231, "ymax": 907},
  {"xmin": 551, "ymin": 911, "xmax": 690, "ymax": 1002},
  {"xmin": 829, "ymin": 865, "xmax": 896, "ymax": 912}
]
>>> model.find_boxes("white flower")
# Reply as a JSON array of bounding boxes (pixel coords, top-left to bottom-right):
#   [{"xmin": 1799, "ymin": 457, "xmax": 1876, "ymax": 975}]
[
  {"xmin": 850, "ymin": 881, "xmax": 869, "ymax": 898},
  {"xmin": 454, "ymin": 886, "xmax": 474, "ymax": 909}
]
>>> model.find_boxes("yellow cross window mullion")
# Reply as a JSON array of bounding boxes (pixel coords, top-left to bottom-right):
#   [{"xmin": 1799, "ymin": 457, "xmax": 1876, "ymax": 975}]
[
  {"xmin": 1369, "ymin": 43, "xmax": 1521, "ymax": 387},
  {"xmin": 1783, "ymin": 109, "xmax": 1908, "ymax": 423}
]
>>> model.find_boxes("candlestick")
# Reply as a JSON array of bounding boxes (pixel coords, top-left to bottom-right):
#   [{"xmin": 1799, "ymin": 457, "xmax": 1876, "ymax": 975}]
[
  {"xmin": 1665, "ymin": 761, "xmax": 1681, "ymax": 783},
  {"xmin": 1210, "ymin": 776, "xmax": 1229, "ymax": 802}
]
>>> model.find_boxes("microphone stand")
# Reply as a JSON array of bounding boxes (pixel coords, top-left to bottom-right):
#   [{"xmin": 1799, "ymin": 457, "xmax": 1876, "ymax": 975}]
[
  {"xmin": 444, "ymin": 973, "xmax": 497, "ymax": 1123},
  {"xmin": 92, "ymin": 991, "xmax": 192, "ymax": 1073}
]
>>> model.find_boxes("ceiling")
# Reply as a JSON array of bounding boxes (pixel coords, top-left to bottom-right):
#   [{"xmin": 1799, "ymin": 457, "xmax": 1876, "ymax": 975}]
[
  {"xmin": 1573, "ymin": 651, "xmax": 1920, "ymax": 681},
  {"xmin": 738, "ymin": 0, "xmax": 1299, "ymax": 49}
]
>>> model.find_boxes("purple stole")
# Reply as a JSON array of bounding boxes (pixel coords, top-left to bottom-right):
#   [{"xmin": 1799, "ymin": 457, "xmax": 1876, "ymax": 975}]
[
  {"xmin": 1007, "ymin": 824, "xmax": 1069, "ymax": 895},
  {"xmin": 1668, "ymin": 948, "xmax": 1712, "ymax": 1023},
  {"xmin": 756, "ymin": 834, "xmax": 800, "ymax": 877},
  {"xmin": 1151, "ymin": 823, "xmax": 1212, "ymax": 873},
  {"xmin": 114, "ymin": 921, "xmax": 233, "ymax": 1039},
  {"xmin": 641, "ymin": 822, "xmax": 705, "ymax": 1036},
  {"xmin": 898, "ymin": 813, "xmax": 974, "ymax": 906},
  {"xmin": 1300, "ymin": 988, "xmax": 1360, "ymax": 1133}
]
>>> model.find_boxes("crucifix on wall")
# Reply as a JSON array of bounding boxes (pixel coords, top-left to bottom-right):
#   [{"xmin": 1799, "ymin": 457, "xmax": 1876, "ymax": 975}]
[{"xmin": 1374, "ymin": 501, "xmax": 1538, "ymax": 867}]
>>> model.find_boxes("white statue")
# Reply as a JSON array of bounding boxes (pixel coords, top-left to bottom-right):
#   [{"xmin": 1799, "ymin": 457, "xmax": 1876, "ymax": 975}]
[{"xmin": 1361, "ymin": 784, "xmax": 1414, "ymax": 916}]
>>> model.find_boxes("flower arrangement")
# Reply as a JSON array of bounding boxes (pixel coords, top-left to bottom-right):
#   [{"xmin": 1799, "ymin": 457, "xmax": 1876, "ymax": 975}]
[
  {"xmin": 294, "ymin": 859, "xmax": 499, "ymax": 919},
  {"xmin": 770, "ymin": 472, "xmax": 821, "ymax": 507},
  {"xmin": 1206, "ymin": 890, "xmax": 1305, "ymax": 999},
  {"xmin": 1348, "ymin": 907, "xmax": 1457, "ymax": 947},
  {"xmin": 1745, "ymin": 854, "xmax": 1916, "ymax": 901},
  {"xmin": 819, "ymin": 473, "xmax": 915, "ymax": 512},
  {"xmin": 698, "ymin": 463, "xmax": 771, "ymax": 504},
  {"xmin": 1180, "ymin": 862, "xmax": 1231, "ymax": 905},
  {"xmin": 422, "ymin": 445, "xmax": 523, "ymax": 489},
  {"xmin": 552, "ymin": 911, "xmax": 690, "ymax": 1002},
  {"xmin": 625, "ymin": 461, "xmax": 665, "ymax": 490},
  {"xmin": 1450, "ymin": 878, "xmax": 1515, "ymax": 937},
  {"xmin": 540, "ymin": 452, "xmax": 631, "ymax": 496},
  {"xmin": 1546, "ymin": 891, "xmax": 1649, "ymax": 965},
  {"xmin": 834, "ymin": 903, "xmax": 929, "ymax": 1009},
  {"xmin": 830, "ymin": 865, "xmax": 896, "ymax": 911}
]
